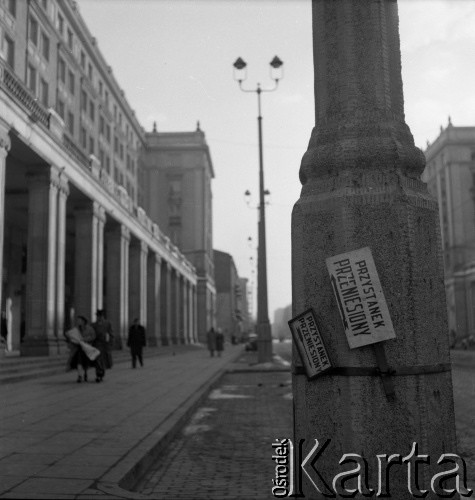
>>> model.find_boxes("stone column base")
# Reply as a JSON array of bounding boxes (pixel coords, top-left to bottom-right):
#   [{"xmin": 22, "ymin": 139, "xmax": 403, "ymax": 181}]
[{"xmin": 20, "ymin": 337, "xmax": 65, "ymax": 356}]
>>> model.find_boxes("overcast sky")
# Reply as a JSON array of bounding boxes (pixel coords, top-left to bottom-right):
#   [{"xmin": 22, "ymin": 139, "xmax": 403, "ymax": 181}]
[{"xmin": 76, "ymin": 0, "xmax": 475, "ymax": 322}]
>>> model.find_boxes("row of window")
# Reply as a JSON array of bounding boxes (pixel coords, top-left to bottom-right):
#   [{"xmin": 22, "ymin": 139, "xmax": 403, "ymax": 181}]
[
  {"xmin": 60, "ymin": 100, "xmax": 136, "ymax": 169},
  {"xmin": 56, "ymin": 86, "xmax": 137, "ymax": 172},
  {"xmin": 4, "ymin": 35, "xmax": 14, "ymax": 68},
  {"xmin": 58, "ymin": 56, "xmax": 75, "ymax": 94},
  {"xmin": 56, "ymin": 7, "xmax": 138, "ymax": 149},
  {"xmin": 99, "ymin": 115, "xmax": 111, "ymax": 142},
  {"xmin": 57, "ymin": 8, "xmax": 74, "ymax": 52},
  {"xmin": 6, "ymin": 0, "xmax": 16, "ymax": 18},
  {"xmin": 29, "ymin": 16, "xmax": 50, "ymax": 62},
  {"xmin": 81, "ymin": 89, "xmax": 95, "ymax": 121},
  {"xmin": 26, "ymin": 64, "xmax": 49, "ymax": 106},
  {"xmin": 58, "ymin": 3, "xmax": 142, "ymax": 151},
  {"xmin": 4, "ymin": 1, "xmax": 140, "ymax": 199},
  {"xmin": 6, "ymin": 2, "xmax": 138, "ymax": 151}
]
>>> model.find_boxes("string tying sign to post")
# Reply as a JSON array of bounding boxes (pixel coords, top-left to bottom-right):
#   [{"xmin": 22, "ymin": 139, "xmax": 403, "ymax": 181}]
[{"xmin": 325, "ymin": 247, "xmax": 396, "ymax": 349}]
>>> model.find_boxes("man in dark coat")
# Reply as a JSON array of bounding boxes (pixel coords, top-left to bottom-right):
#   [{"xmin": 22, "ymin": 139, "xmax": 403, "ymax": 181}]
[
  {"xmin": 127, "ymin": 318, "xmax": 146, "ymax": 368},
  {"xmin": 216, "ymin": 328, "xmax": 224, "ymax": 357},
  {"xmin": 92, "ymin": 309, "xmax": 114, "ymax": 382},
  {"xmin": 206, "ymin": 327, "xmax": 217, "ymax": 357}
]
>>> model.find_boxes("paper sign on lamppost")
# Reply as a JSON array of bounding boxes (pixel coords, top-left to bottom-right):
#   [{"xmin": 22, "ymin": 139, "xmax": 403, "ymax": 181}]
[
  {"xmin": 288, "ymin": 309, "xmax": 332, "ymax": 379},
  {"xmin": 326, "ymin": 247, "xmax": 396, "ymax": 349}
]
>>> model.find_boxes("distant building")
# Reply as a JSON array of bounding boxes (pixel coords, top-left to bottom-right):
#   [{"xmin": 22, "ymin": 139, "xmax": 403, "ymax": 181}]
[
  {"xmin": 214, "ymin": 250, "xmax": 247, "ymax": 342},
  {"xmin": 141, "ymin": 124, "xmax": 216, "ymax": 342},
  {"xmin": 422, "ymin": 118, "xmax": 475, "ymax": 340},
  {"xmin": 237, "ymin": 277, "xmax": 252, "ymax": 339},
  {"xmin": 273, "ymin": 304, "xmax": 292, "ymax": 340},
  {"xmin": 0, "ymin": 0, "xmax": 198, "ymax": 355}
]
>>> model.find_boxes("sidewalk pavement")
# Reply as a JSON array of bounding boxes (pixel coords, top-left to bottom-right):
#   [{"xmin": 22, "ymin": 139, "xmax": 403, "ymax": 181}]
[{"xmin": 0, "ymin": 343, "xmax": 263, "ymax": 499}]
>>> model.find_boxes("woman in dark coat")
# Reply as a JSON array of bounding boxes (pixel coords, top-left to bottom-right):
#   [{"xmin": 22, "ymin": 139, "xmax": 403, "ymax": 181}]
[{"xmin": 65, "ymin": 315, "xmax": 96, "ymax": 383}]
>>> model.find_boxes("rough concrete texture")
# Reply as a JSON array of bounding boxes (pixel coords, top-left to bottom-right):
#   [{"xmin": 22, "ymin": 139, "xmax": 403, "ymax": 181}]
[
  {"xmin": 300, "ymin": 1, "xmax": 424, "ymax": 185},
  {"xmin": 292, "ymin": 173, "xmax": 459, "ymax": 499},
  {"xmin": 292, "ymin": 1, "xmax": 458, "ymax": 498}
]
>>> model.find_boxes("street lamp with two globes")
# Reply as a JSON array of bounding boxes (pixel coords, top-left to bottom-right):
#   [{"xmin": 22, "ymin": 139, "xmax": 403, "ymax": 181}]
[{"xmin": 232, "ymin": 55, "xmax": 284, "ymax": 363}]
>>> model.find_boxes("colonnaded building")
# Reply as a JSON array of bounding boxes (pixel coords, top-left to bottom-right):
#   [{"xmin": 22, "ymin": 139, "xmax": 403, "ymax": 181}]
[
  {"xmin": 422, "ymin": 118, "xmax": 475, "ymax": 342},
  {"xmin": 213, "ymin": 250, "xmax": 252, "ymax": 342},
  {"xmin": 0, "ymin": 0, "xmax": 216, "ymax": 355}
]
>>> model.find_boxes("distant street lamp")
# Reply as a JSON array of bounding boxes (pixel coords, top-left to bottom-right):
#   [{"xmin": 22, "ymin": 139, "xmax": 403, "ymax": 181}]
[{"xmin": 233, "ymin": 55, "xmax": 283, "ymax": 363}]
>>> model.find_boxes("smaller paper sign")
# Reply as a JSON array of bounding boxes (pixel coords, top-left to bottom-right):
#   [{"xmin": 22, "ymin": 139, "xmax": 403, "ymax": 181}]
[
  {"xmin": 326, "ymin": 247, "xmax": 396, "ymax": 349},
  {"xmin": 288, "ymin": 309, "xmax": 332, "ymax": 379}
]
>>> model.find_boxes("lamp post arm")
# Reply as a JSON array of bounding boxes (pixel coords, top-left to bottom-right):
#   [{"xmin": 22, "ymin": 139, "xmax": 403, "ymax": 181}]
[{"xmin": 236, "ymin": 80, "xmax": 280, "ymax": 95}]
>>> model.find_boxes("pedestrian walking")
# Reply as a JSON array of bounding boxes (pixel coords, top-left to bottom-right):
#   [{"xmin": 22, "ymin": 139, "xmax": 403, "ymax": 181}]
[
  {"xmin": 65, "ymin": 316, "xmax": 99, "ymax": 383},
  {"xmin": 1, "ymin": 311, "xmax": 7, "ymax": 346},
  {"xmin": 92, "ymin": 309, "xmax": 114, "ymax": 383},
  {"xmin": 449, "ymin": 328, "xmax": 457, "ymax": 349},
  {"xmin": 127, "ymin": 318, "xmax": 146, "ymax": 368},
  {"xmin": 207, "ymin": 327, "xmax": 217, "ymax": 357},
  {"xmin": 216, "ymin": 328, "xmax": 224, "ymax": 357}
]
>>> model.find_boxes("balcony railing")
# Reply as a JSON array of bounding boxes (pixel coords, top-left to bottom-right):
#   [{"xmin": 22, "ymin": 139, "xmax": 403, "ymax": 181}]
[
  {"xmin": 1, "ymin": 64, "xmax": 49, "ymax": 128},
  {"xmin": 63, "ymin": 134, "xmax": 90, "ymax": 169}
]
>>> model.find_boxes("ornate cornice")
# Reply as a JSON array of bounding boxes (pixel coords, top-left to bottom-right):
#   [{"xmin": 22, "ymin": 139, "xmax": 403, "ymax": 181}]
[{"xmin": 0, "ymin": 125, "xmax": 11, "ymax": 155}]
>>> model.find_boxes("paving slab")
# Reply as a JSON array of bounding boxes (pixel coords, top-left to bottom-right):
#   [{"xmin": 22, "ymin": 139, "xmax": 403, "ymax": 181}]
[{"xmin": 0, "ymin": 344, "xmax": 242, "ymax": 499}]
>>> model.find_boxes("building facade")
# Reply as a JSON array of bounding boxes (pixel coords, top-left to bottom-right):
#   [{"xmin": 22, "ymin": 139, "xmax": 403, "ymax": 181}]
[
  {"xmin": 237, "ymin": 277, "xmax": 252, "ymax": 341},
  {"xmin": 273, "ymin": 304, "xmax": 292, "ymax": 341},
  {"xmin": 0, "ymin": 0, "xmax": 198, "ymax": 355},
  {"xmin": 141, "ymin": 124, "xmax": 216, "ymax": 342},
  {"xmin": 422, "ymin": 118, "xmax": 475, "ymax": 340},
  {"xmin": 214, "ymin": 250, "xmax": 247, "ymax": 342}
]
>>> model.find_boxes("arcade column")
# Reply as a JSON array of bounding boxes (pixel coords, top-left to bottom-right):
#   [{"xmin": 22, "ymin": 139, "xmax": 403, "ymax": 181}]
[
  {"xmin": 177, "ymin": 274, "xmax": 185, "ymax": 344},
  {"xmin": 55, "ymin": 174, "xmax": 69, "ymax": 341},
  {"xmin": 170, "ymin": 268, "xmax": 179, "ymax": 345},
  {"xmin": 182, "ymin": 278, "xmax": 189, "ymax": 344},
  {"xmin": 193, "ymin": 284, "xmax": 198, "ymax": 343},
  {"xmin": 106, "ymin": 224, "xmax": 130, "ymax": 348},
  {"xmin": 186, "ymin": 281, "xmax": 193, "ymax": 343},
  {"xmin": 160, "ymin": 260, "xmax": 172, "ymax": 346},
  {"xmin": 23, "ymin": 166, "xmax": 61, "ymax": 355},
  {"xmin": 74, "ymin": 201, "xmax": 105, "ymax": 320},
  {"xmin": 129, "ymin": 239, "xmax": 148, "ymax": 325},
  {"xmin": 96, "ymin": 205, "xmax": 106, "ymax": 311},
  {"xmin": 0, "ymin": 124, "xmax": 10, "ymax": 323},
  {"xmin": 146, "ymin": 253, "xmax": 161, "ymax": 347}
]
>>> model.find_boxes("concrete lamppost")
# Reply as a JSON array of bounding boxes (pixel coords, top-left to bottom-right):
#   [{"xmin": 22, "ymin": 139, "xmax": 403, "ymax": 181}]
[
  {"xmin": 292, "ymin": 1, "xmax": 458, "ymax": 498},
  {"xmin": 233, "ymin": 56, "xmax": 283, "ymax": 363}
]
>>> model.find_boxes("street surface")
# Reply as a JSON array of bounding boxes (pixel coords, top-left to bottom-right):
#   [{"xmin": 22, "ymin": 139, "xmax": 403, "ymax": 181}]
[
  {"xmin": 136, "ymin": 342, "xmax": 474, "ymax": 498},
  {"xmin": 136, "ymin": 342, "xmax": 292, "ymax": 499},
  {"xmin": 138, "ymin": 370, "xmax": 292, "ymax": 500}
]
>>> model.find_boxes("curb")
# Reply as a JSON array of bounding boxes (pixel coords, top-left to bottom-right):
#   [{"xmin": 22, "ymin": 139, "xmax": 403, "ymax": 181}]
[
  {"xmin": 92, "ymin": 348, "xmax": 244, "ymax": 499},
  {"xmin": 227, "ymin": 352, "xmax": 291, "ymax": 374},
  {"xmin": 227, "ymin": 365, "xmax": 290, "ymax": 373}
]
